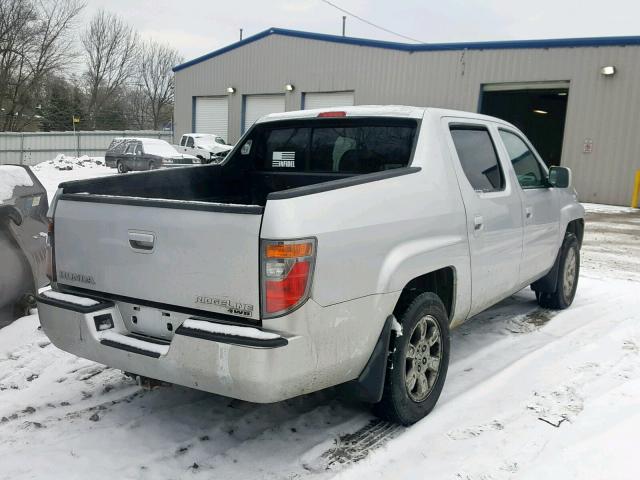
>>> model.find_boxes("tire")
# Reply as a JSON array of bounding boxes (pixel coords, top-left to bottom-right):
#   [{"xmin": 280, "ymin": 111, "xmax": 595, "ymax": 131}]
[
  {"xmin": 536, "ymin": 233, "xmax": 580, "ymax": 310},
  {"xmin": 148, "ymin": 161, "xmax": 157, "ymax": 170},
  {"xmin": 374, "ymin": 292, "xmax": 450, "ymax": 425},
  {"xmin": 116, "ymin": 161, "xmax": 126, "ymax": 174}
]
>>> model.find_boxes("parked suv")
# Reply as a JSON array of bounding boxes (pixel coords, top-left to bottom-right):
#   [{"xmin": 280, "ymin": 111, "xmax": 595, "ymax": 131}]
[
  {"xmin": 38, "ymin": 106, "xmax": 584, "ymax": 425},
  {"xmin": 105, "ymin": 138, "xmax": 200, "ymax": 173}
]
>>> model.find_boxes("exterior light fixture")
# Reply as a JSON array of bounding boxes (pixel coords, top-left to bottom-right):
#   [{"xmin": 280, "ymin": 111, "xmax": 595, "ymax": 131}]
[
  {"xmin": 600, "ymin": 66, "xmax": 616, "ymax": 76},
  {"xmin": 285, "ymin": 84, "xmax": 295, "ymax": 92},
  {"xmin": 557, "ymin": 92, "xmax": 568, "ymax": 96},
  {"xmin": 226, "ymin": 86, "xmax": 236, "ymax": 94},
  {"xmin": 533, "ymin": 109, "xmax": 548, "ymax": 115}
]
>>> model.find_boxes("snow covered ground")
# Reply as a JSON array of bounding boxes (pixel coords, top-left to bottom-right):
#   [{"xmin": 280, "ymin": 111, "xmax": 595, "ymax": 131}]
[{"xmin": 0, "ymin": 162, "xmax": 639, "ymax": 479}]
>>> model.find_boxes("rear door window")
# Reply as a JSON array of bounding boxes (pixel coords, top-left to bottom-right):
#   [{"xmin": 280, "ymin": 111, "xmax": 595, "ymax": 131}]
[
  {"xmin": 450, "ymin": 126, "xmax": 505, "ymax": 193},
  {"xmin": 240, "ymin": 119, "xmax": 417, "ymax": 174}
]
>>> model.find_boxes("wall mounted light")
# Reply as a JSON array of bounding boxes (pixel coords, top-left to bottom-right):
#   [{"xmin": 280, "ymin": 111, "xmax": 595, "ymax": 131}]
[
  {"xmin": 600, "ymin": 66, "xmax": 616, "ymax": 76},
  {"xmin": 285, "ymin": 84, "xmax": 295, "ymax": 92},
  {"xmin": 226, "ymin": 86, "xmax": 236, "ymax": 94},
  {"xmin": 533, "ymin": 109, "xmax": 548, "ymax": 115}
]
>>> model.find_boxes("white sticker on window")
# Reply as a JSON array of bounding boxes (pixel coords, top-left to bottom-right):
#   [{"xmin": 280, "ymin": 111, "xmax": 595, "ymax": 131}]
[
  {"xmin": 241, "ymin": 140, "xmax": 252, "ymax": 155},
  {"xmin": 272, "ymin": 151, "xmax": 296, "ymax": 168}
]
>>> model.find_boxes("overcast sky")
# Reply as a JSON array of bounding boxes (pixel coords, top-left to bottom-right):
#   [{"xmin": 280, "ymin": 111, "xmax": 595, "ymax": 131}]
[{"xmin": 82, "ymin": 0, "xmax": 639, "ymax": 62}]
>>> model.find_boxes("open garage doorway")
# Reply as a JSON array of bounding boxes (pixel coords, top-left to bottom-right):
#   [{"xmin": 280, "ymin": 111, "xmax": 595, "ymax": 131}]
[{"xmin": 480, "ymin": 82, "xmax": 569, "ymax": 167}]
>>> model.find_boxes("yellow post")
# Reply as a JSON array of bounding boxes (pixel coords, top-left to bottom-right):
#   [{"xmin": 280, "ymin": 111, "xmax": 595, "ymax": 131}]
[{"xmin": 633, "ymin": 170, "xmax": 640, "ymax": 209}]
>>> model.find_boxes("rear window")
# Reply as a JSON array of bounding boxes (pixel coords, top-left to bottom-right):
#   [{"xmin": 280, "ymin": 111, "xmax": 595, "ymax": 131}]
[{"xmin": 236, "ymin": 118, "xmax": 417, "ymax": 174}]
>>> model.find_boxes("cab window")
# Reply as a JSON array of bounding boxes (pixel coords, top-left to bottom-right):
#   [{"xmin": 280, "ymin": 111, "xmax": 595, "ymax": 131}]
[
  {"xmin": 180, "ymin": 136, "xmax": 187, "ymax": 146},
  {"xmin": 124, "ymin": 142, "xmax": 136, "ymax": 154},
  {"xmin": 499, "ymin": 130, "xmax": 547, "ymax": 188},
  {"xmin": 186, "ymin": 137, "xmax": 195, "ymax": 148}
]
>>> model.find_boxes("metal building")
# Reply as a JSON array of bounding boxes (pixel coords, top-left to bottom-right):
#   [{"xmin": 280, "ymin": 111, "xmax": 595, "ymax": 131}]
[{"xmin": 173, "ymin": 28, "xmax": 640, "ymax": 206}]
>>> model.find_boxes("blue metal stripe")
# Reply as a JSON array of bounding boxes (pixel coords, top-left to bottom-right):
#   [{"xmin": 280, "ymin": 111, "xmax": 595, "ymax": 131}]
[{"xmin": 172, "ymin": 27, "xmax": 640, "ymax": 72}]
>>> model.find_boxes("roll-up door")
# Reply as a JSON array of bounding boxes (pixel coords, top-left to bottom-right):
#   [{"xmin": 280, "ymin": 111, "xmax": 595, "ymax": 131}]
[
  {"xmin": 243, "ymin": 94, "xmax": 285, "ymax": 132},
  {"xmin": 194, "ymin": 97, "xmax": 228, "ymax": 140},
  {"xmin": 303, "ymin": 91, "xmax": 355, "ymax": 110}
]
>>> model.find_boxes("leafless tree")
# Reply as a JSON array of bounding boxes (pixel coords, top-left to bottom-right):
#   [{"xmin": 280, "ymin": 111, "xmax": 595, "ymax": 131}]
[
  {"xmin": 82, "ymin": 9, "xmax": 139, "ymax": 129},
  {"xmin": 139, "ymin": 40, "xmax": 182, "ymax": 129},
  {"xmin": 0, "ymin": 0, "xmax": 84, "ymax": 131}
]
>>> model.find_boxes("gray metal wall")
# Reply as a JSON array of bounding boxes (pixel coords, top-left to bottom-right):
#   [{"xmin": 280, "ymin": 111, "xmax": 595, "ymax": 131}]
[
  {"xmin": 175, "ymin": 34, "xmax": 640, "ymax": 206},
  {"xmin": 0, "ymin": 130, "xmax": 173, "ymax": 166}
]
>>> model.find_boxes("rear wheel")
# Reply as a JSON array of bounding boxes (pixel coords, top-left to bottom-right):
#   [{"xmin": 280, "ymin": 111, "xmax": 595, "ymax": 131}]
[
  {"xmin": 374, "ymin": 292, "xmax": 450, "ymax": 425},
  {"xmin": 148, "ymin": 161, "xmax": 157, "ymax": 170},
  {"xmin": 116, "ymin": 161, "xmax": 126, "ymax": 174},
  {"xmin": 536, "ymin": 233, "xmax": 580, "ymax": 309}
]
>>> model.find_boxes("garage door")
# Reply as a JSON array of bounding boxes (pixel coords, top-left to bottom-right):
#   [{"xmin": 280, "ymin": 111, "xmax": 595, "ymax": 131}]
[
  {"xmin": 304, "ymin": 91, "xmax": 355, "ymax": 110},
  {"xmin": 243, "ymin": 94, "xmax": 285, "ymax": 133},
  {"xmin": 194, "ymin": 97, "xmax": 228, "ymax": 140}
]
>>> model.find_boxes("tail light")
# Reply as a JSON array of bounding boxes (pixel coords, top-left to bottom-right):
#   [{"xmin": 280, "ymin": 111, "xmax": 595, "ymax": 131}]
[
  {"xmin": 45, "ymin": 219, "xmax": 55, "ymax": 282},
  {"xmin": 261, "ymin": 238, "xmax": 316, "ymax": 318}
]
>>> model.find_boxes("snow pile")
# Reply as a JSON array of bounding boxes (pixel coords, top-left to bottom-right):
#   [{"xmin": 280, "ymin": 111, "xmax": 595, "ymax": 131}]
[
  {"xmin": 31, "ymin": 155, "xmax": 115, "ymax": 201},
  {"xmin": 40, "ymin": 290, "xmax": 99, "ymax": 307},
  {"xmin": 0, "ymin": 165, "xmax": 33, "ymax": 203},
  {"xmin": 32, "ymin": 154, "xmax": 105, "ymax": 172},
  {"xmin": 180, "ymin": 318, "xmax": 281, "ymax": 340}
]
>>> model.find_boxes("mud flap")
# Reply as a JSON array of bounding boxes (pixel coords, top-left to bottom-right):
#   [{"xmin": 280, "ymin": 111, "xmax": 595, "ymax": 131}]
[
  {"xmin": 341, "ymin": 315, "xmax": 393, "ymax": 403},
  {"xmin": 532, "ymin": 241, "xmax": 563, "ymax": 294}
]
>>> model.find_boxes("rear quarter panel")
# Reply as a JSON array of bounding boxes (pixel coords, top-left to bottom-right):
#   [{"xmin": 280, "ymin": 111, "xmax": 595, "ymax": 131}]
[{"xmin": 261, "ymin": 112, "xmax": 471, "ymax": 327}]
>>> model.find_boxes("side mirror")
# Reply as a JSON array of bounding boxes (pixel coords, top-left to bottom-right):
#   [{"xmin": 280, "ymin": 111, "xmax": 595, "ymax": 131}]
[{"xmin": 548, "ymin": 166, "xmax": 571, "ymax": 188}]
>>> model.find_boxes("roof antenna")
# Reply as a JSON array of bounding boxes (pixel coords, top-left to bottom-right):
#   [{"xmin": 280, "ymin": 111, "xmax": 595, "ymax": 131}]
[
  {"xmin": 342, "ymin": 16, "xmax": 346, "ymax": 36},
  {"xmin": 240, "ymin": 28, "xmax": 243, "ymax": 41}
]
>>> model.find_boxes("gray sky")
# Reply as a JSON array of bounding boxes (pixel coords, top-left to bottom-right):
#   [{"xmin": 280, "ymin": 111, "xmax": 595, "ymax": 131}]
[{"xmin": 82, "ymin": 0, "xmax": 639, "ymax": 62}]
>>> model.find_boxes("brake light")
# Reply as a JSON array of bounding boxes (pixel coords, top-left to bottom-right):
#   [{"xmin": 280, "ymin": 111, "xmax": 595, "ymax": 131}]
[
  {"xmin": 317, "ymin": 111, "xmax": 346, "ymax": 118},
  {"xmin": 261, "ymin": 239, "xmax": 316, "ymax": 317}
]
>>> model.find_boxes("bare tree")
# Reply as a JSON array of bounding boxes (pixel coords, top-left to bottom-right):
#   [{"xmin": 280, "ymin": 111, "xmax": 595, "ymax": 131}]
[
  {"xmin": 82, "ymin": 9, "xmax": 139, "ymax": 129},
  {"xmin": 0, "ymin": 0, "xmax": 84, "ymax": 131},
  {"xmin": 139, "ymin": 40, "xmax": 182, "ymax": 129}
]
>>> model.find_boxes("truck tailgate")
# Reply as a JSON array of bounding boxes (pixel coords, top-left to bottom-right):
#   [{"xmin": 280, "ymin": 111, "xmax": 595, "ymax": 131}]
[{"xmin": 53, "ymin": 195, "xmax": 262, "ymax": 320}]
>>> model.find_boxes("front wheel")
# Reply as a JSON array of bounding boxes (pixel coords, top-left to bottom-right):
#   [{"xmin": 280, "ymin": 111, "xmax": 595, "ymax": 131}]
[
  {"xmin": 536, "ymin": 233, "xmax": 580, "ymax": 309},
  {"xmin": 374, "ymin": 292, "xmax": 450, "ymax": 425}
]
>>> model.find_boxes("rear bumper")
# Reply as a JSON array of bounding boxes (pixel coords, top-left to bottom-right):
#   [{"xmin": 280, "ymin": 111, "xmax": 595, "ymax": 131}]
[
  {"xmin": 37, "ymin": 289, "xmax": 400, "ymax": 403},
  {"xmin": 36, "ymin": 294, "xmax": 314, "ymax": 403}
]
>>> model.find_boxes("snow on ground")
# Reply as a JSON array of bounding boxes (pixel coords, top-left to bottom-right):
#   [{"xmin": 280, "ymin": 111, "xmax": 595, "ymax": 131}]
[
  {"xmin": 31, "ymin": 154, "xmax": 115, "ymax": 201},
  {"xmin": 1, "ymin": 162, "xmax": 639, "ymax": 479}
]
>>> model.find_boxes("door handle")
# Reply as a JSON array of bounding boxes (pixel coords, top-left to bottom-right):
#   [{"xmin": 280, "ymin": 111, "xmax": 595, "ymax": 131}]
[
  {"xmin": 473, "ymin": 215, "xmax": 484, "ymax": 232},
  {"xmin": 128, "ymin": 231, "xmax": 155, "ymax": 251},
  {"xmin": 525, "ymin": 207, "xmax": 533, "ymax": 219}
]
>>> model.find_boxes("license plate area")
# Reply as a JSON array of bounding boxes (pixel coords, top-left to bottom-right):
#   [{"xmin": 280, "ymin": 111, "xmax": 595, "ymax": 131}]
[{"xmin": 118, "ymin": 303, "xmax": 184, "ymax": 340}]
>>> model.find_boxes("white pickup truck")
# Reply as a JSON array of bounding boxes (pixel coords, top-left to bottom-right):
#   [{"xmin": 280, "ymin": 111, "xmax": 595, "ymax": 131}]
[
  {"xmin": 174, "ymin": 133, "xmax": 233, "ymax": 163},
  {"xmin": 37, "ymin": 106, "xmax": 584, "ymax": 425}
]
